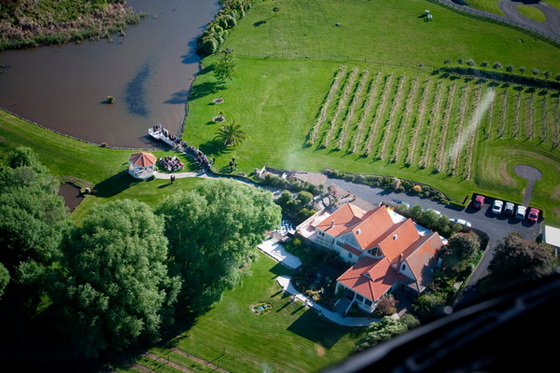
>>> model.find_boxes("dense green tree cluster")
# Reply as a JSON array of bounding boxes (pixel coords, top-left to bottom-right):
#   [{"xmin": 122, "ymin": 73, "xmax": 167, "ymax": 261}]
[
  {"xmin": 156, "ymin": 179, "xmax": 281, "ymax": 313},
  {"xmin": 487, "ymin": 232, "xmax": 557, "ymax": 291},
  {"xmin": 354, "ymin": 316, "xmax": 413, "ymax": 353},
  {"xmin": 0, "ymin": 147, "xmax": 281, "ymax": 361},
  {"xmin": 197, "ymin": 0, "xmax": 253, "ymax": 56}
]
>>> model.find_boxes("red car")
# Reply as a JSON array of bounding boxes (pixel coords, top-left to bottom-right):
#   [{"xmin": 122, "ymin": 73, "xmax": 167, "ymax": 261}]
[
  {"xmin": 528, "ymin": 208, "xmax": 540, "ymax": 223},
  {"xmin": 473, "ymin": 195, "xmax": 485, "ymax": 209}
]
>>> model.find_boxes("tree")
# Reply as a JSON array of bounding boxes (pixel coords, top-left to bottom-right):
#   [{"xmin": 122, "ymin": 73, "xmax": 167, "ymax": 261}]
[
  {"xmin": 466, "ymin": 58, "xmax": 475, "ymax": 67},
  {"xmin": 214, "ymin": 121, "xmax": 247, "ymax": 147},
  {"xmin": 555, "ymin": 73, "xmax": 560, "ymax": 81},
  {"xmin": 457, "ymin": 57, "xmax": 464, "ymax": 64},
  {"xmin": 480, "ymin": 61, "xmax": 489, "ymax": 68},
  {"xmin": 213, "ymin": 49, "xmax": 238, "ymax": 82},
  {"xmin": 487, "ymin": 232, "xmax": 555, "ymax": 291},
  {"xmin": 50, "ymin": 199, "xmax": 180, "ymax": 358},
  {"xmin": 543, "ymin": 70, "xmax": 551, "ymax": 79},
  {"xmin": 505, "ymin": 64, "xmax": 514, "ymax": 73},
  {"xmin": 441, "ymin": 232, "xmax": 481, "ymax": 276},
  {"xmin": 492, "ymin": 62, "xmax": 503, "ymax": 70},
  {"xmin": 531, "ymin": 68, "xmax": 540, "ymax": 76},
  {"xmin": 0, "ymin": 263, "xmax": 9, "ymax": 298},
  {"xmin": 296, "ymin": 191, "xmax": 314, "ymax": 207},
  {"xmin": 155, "ymin": 179, "xmax": 281, "ymax": 313},
  {"xmin": 409, "ymin": 204, "xmax": 423, "ymax": 220},
  {"xmin": 443, "ymin": 58, "xmax": 451, "ymax": 65},
  {"xmin": 519, "ymin": 66, "xmax": 526, "ymax": 74},
  {"xmin": 354, "ymin": 316, "xmax": 409, "ymax": 353},
  {"xmin": 0, "ymin": 148, "xmax": 69, "ymax": 294}
]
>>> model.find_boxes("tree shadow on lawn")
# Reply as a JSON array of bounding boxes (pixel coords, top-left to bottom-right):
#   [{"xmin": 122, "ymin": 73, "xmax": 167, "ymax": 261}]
[
  {"xmin": 93, "ymin": 170, "xmax": 140, "ymax": 198},
  {"xmin": 268, "ymin": 262, "xmax": 294, "ymax": 278},
  {"xmin": 187, "ymin": 81, "xmax": 226, "ymax": 101},
  {"xmin": 286, "ymin": 309, "xmax": 352, "ymax": 349},
  {"xmin": 199, "ymin": 139, "xmax": 231, "ymax": 157}
]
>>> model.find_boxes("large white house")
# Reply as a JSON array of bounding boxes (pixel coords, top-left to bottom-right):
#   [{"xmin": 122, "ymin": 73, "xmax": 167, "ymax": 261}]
[{"xmin": 298, "ymin": 203, "xmax": 445, "ymax": 313}]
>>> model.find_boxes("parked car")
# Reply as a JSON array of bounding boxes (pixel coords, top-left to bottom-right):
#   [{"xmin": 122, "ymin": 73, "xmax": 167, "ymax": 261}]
[
  {"xmin": 527, "ymin": 208, "xmax": 540, "ymax": 223},
  {"xmin": 515, "ymin": 205, "xmax": 527, "ymax": 220},
  {"xmin": 473, "ymin": 195, "xmax": 485, "ymax": 209},
  {"xmin": 450, "ymin": 218, "xmax": 472, "ymax": 227},
  {"xmin": 504, "ymin": 202, "xmax": 515, "ymax": 216},
  {"xmin": 492, "ymin": 199, "xmax": 503, "ymax": 214},
  {"xmin": 392, "ymin": 199, "xmax": 410, "ymax": 208},
  {"xmin": 424, "ymin": 208, "xmax": 442, "ymax": 216}
]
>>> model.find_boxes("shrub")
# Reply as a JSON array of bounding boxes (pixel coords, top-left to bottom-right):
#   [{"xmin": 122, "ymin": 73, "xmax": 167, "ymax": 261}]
[
  {"xmin": 374, "ymin": 295, "xmax": 398, "ymax": 316},
  {"xmin": 198, "ymin": 37, "xmax": 218, "ymax": 55},
  {"xmin": 411, "ymin": 185, "xmax": 422, "ymax": 194},
  {"xmin": 412, "ymin": 292, "xmax": 446, "ymax": 318}
]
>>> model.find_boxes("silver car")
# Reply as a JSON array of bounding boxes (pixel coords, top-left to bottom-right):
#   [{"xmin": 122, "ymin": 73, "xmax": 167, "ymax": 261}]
[{"xmin": 515, "ymin": 205, "xmax": 527, "ymax": 220}]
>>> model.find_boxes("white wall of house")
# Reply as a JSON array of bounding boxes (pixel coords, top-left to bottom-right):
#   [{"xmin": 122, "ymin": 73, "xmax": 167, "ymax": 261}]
[
  {"xmin": 336, "ymin": 283, "xmax": 376, "ymax": 313},
  {"xmin": 396, "ymin": 260, "xmax": 415, "ymax": 280}
]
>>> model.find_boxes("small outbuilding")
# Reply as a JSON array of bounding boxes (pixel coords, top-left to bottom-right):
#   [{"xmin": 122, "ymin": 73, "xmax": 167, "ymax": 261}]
[
  {"xmin": 543, "ymin": 225, "xmax": 560, "ymax": 256},
  {"xmin": 128, "ymin": 152, "xmax": 157, "ymax": 180}
]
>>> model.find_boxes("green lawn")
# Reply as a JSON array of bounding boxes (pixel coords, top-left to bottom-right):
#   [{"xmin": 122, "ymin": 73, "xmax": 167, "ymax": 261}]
[
  {"xmin": 160, "ymin": 253, "xmax": 363, "ymax": 373},
  {"xmin": 184, "ymin": 0, "xmax": 560, "ymax": 224},
  {"xmin": 517, "ymin": 5, "xmax": 547, "ymax": 22},
  {"xmin": 466, "ymin": 0, "xmax": 504, "ymax": 16}
]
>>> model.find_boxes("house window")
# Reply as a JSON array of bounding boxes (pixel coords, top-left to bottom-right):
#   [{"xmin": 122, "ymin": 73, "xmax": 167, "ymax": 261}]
[
  {"xmin": 364, "ymin": 299, "xmax": 372, "ymax": 307},
  {"xmin": 348, "ymin": 253, "xmax": 353, "ymax": 259},
  {"xmin": 356, "ymin": 294, "xmax": 364, "ymax": 302},
  {"xmin": 336, "ymin": 241, "xmax": 344, "ymax": 247},
  {"xmin": 401, "ymin": 264, "xmax": 406, "ymax": 271}
]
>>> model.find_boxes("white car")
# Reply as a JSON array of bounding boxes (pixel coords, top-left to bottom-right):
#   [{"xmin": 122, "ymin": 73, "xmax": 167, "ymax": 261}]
[
  {"xmin": 516, "ymin": 205, "xmax": 527, "ymax": 220},
  {"xmin": 492, "ymin": 200, "xmax": 503, "ymax": 214},
  {"xmin": 450, "ymin": 218, "xmax": 472, "ymax": 227}
]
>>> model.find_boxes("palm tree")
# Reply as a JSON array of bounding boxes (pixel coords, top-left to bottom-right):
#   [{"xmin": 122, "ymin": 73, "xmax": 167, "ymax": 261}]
[{"xmin": 214, "ymin": 122, "xmax": 247, "ymax": 147}]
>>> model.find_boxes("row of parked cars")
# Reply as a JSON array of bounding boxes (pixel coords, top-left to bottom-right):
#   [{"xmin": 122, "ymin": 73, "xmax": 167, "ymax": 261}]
[{"xmin": 473, "ymin": 195, "xmax": 540, "ymax": 222}]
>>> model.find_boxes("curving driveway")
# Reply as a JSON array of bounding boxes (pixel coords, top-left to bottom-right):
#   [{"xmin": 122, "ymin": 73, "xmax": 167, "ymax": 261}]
[{"xmin": 499, "ymin": 0, "xmax": 560, "ymax": 39}]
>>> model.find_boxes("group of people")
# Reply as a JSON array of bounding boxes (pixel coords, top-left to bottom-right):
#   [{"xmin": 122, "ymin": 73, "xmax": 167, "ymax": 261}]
[
  {"xmin": 150, "ymin": 124, "xmax": 214, "ymax": 172},
  {"xmin": 159, "ymin": 156, "xmax": 184, "ymax": 172}
]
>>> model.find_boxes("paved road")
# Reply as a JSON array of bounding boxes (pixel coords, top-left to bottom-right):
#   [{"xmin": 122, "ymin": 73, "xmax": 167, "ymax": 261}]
[{"xmin": 499, "ymin": 0, "xmax": 560, "ymax": 39}]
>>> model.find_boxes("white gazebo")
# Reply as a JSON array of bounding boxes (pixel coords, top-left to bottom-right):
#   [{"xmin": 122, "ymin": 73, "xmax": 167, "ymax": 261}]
[{"xmin": 128, "ymin": 152, "xmax": 157, "ymax": 180}]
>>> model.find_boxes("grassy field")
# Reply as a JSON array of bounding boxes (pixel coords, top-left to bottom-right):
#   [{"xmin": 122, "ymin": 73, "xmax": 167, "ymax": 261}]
[
  {"xmin": 465, "ymin": 0, "xmax": 504, "ymax": 16},
  {"xmin": 517, "ymin": 5, "xmax": 547, "ymax": 22},
  {"xmin": 0, "ymin": 110, "xmax": 204, "ymax": 223},
  {"xmin": 184, "ymin": 0, "xmax": 560, "ymax": 224},
  {"xmin": 114, "ymin": 253, "xmax": 363, "ymax": 373}
]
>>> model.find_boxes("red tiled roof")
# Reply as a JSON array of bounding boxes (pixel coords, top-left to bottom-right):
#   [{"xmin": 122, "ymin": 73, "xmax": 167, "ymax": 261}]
[
  {"xmin": 342, "ymin": 243, "xmax": 362, "ymax": 257},
  {"xmin": 129, "ymin": 152, "xmax": 156, "ymax": 167},
  {"xmin": 401, "ymin": 232, "xmax": 444, "ymax": 291},
  {"xmin": 316, "ymin": 203, "xmax": 366, "ymax": 236},
  {"xmin": 346, "ymin": 206, "xmax": 395, "ymax": 250},
  {"xmin": 337, "ymin": 256, "xmax": 400, "ymax": 301},
  {"xmin": 376, "ymin": 219, "xmax": 421, "ymax": 263}
]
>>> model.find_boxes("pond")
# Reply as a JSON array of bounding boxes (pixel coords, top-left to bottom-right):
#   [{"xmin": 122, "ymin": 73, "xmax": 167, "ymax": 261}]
[
  {"xmin": 0, "ymin": 0, "xmax": 220, "ymax": 148},
  {"xmin": 58, "ymin": 183, "xmax": 84, "ymax": 213}
]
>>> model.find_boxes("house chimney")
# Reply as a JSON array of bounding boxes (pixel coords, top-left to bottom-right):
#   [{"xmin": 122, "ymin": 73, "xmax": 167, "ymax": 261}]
[
  {"xmin": 356, "ymin": 229, "xmax": 361, "ymax": 235},
  {"xmin": 330, "ymin": 220, "xmax": 335, "ymax": 229}
]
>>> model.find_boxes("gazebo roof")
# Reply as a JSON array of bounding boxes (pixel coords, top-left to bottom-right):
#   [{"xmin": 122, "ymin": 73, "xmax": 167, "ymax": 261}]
[{"xmin": 129, "ymin": 152, "xmax": 156, "ymax": 167}]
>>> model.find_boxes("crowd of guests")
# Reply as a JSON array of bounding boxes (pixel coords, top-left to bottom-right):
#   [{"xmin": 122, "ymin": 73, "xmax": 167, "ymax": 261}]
[
  {"xmin": 151, "ymin": 124, "xmax": 214, "ymax": 172},
  {"xmin": 159, "ymin": 156, "xmax": 184, "ymax": 172}
]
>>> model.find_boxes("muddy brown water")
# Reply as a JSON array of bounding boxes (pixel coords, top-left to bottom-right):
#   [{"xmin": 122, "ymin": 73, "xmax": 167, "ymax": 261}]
[
  {"xmin": 0, "ymin": 0, "xmax": 220, "ymax": 148},
  {"xmin": 58, "ymin": 183, "xmax": 84, "ymax": 213}
]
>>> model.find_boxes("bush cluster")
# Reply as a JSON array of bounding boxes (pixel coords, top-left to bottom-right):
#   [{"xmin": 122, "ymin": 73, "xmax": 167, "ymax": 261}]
[
  {"xmin": 196, "ymin": 0, "xmax": 253, "ymax": 56},
  {"xmin": 260, "ymin": 173, "xmax": 324, "ymax": 195},
  {"xmin": 435, "ymin": 66, "xmax": 560, "ymax": 90},
  {"xmin": 322, "ymin": 169, "xmax": 449, "ymax": 204},
  {"xmin": 275, "ymin": 190, "xmax": 317, "ymax": 225}
]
